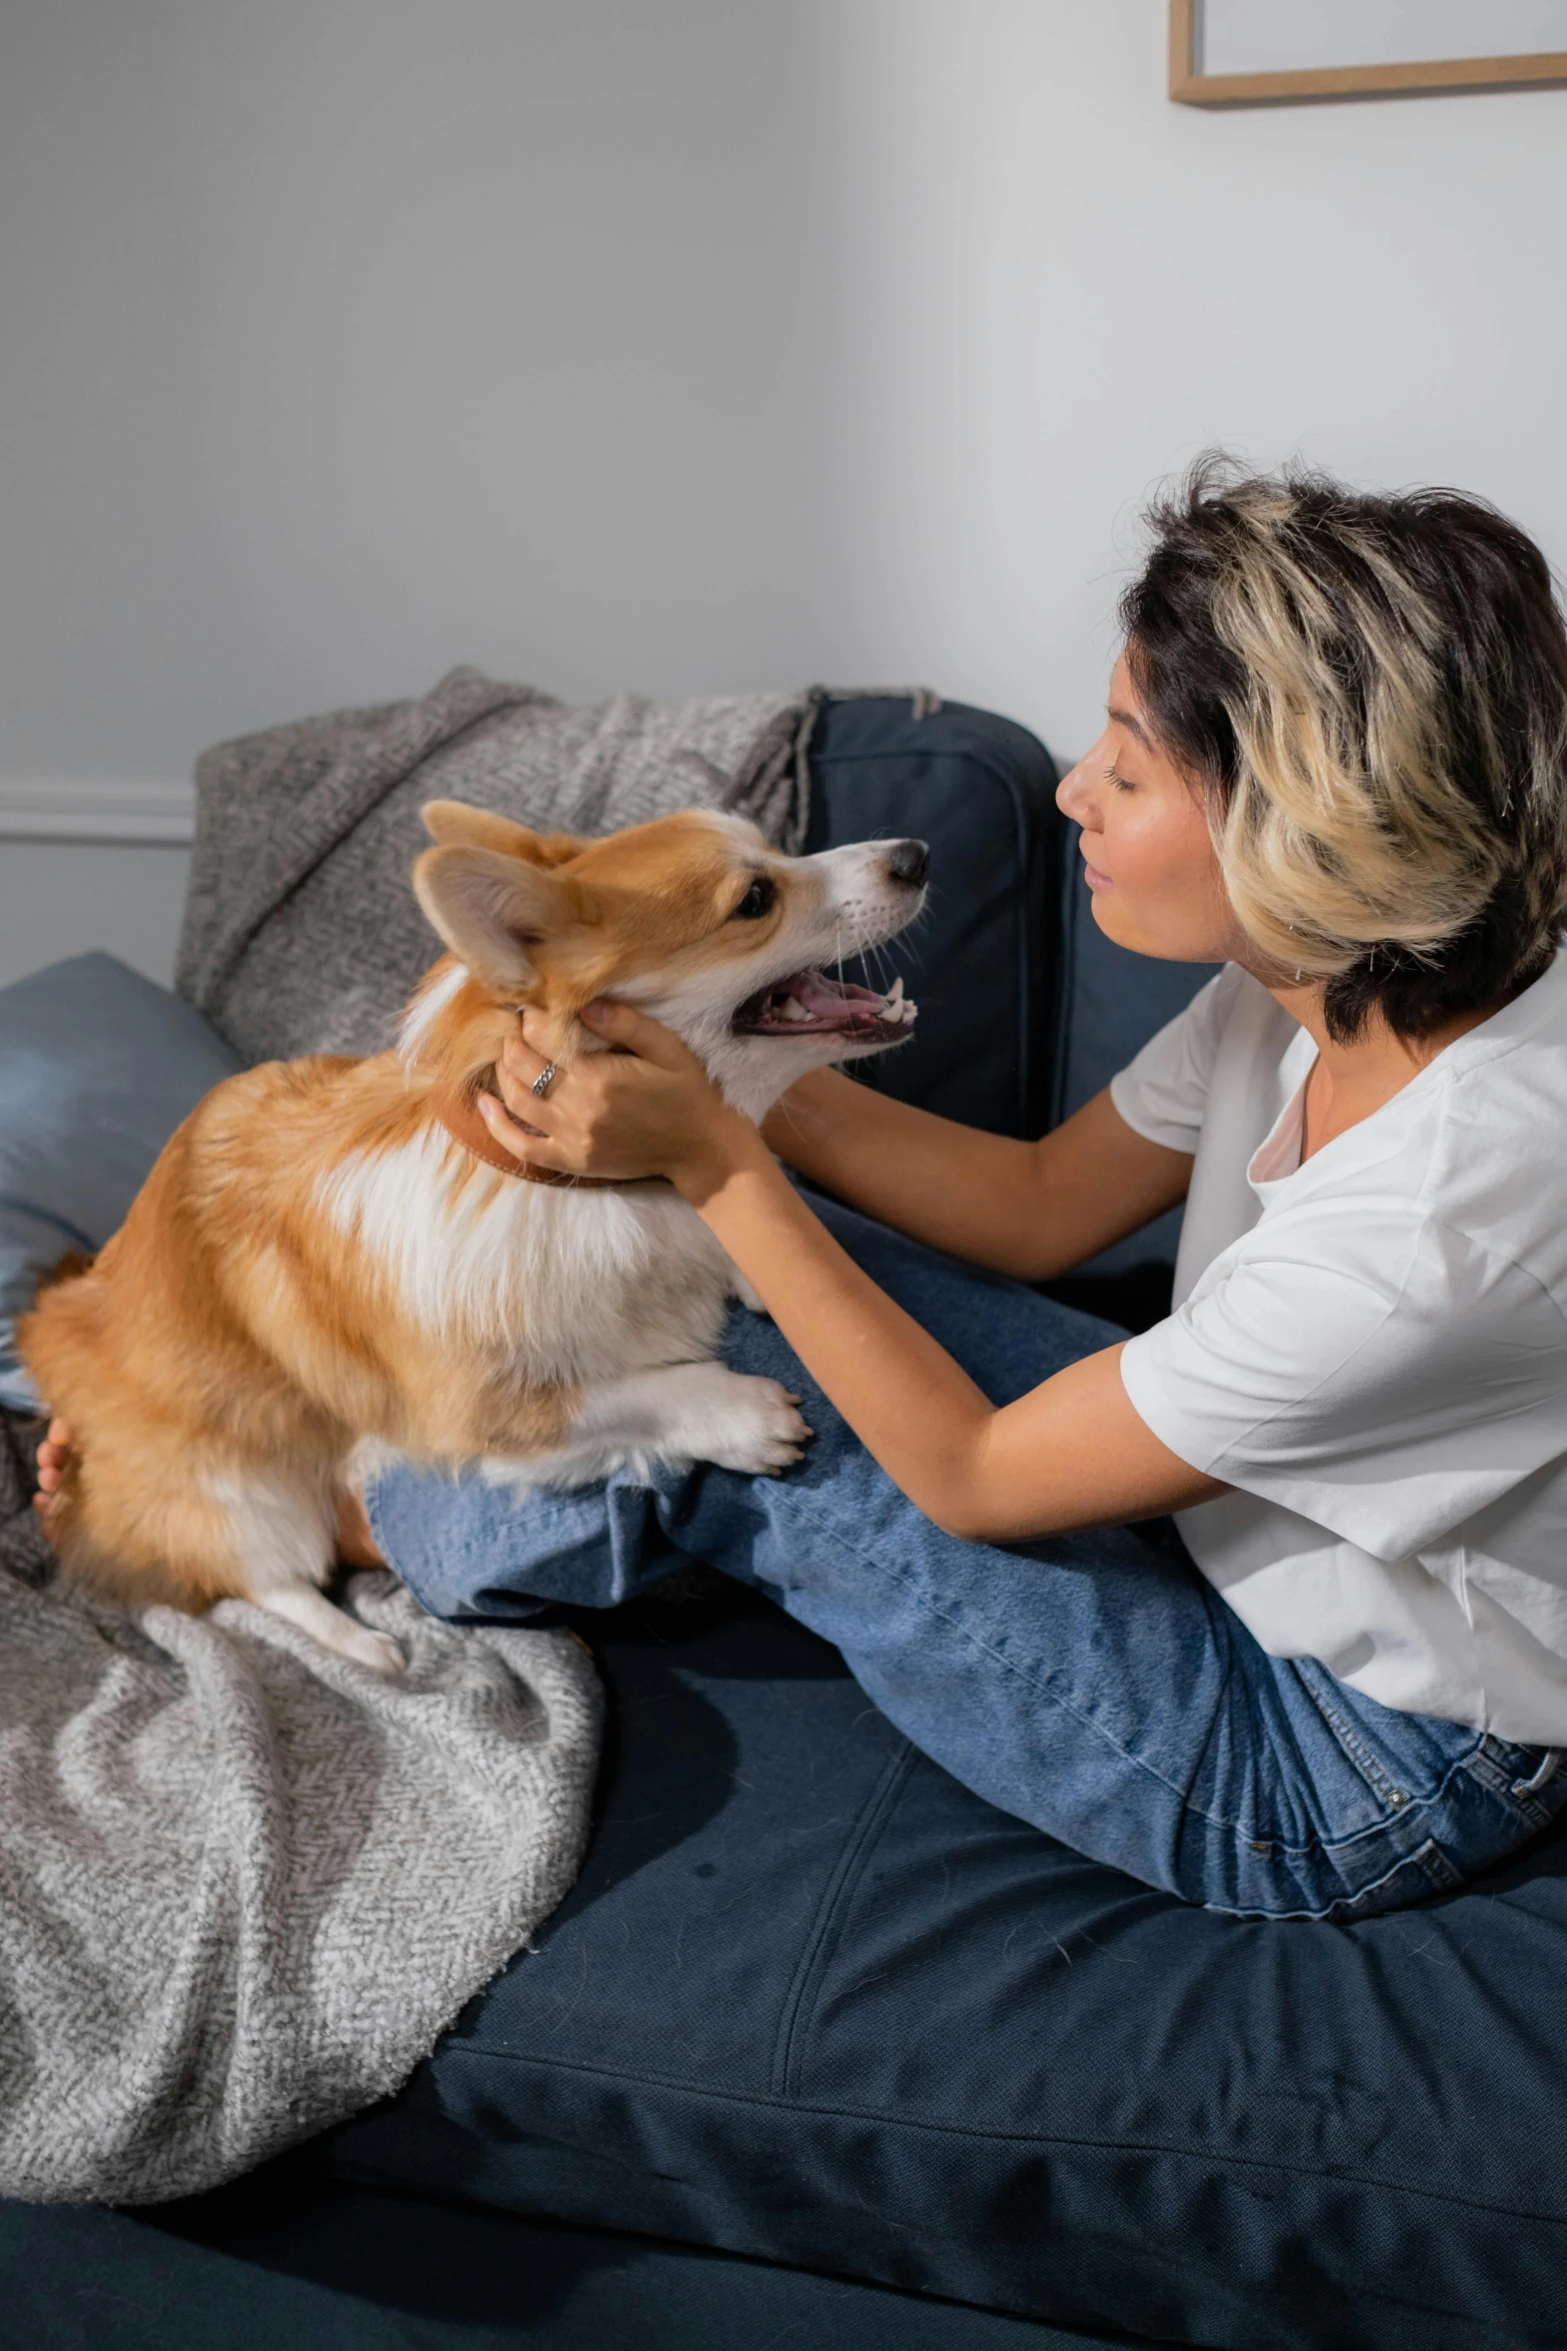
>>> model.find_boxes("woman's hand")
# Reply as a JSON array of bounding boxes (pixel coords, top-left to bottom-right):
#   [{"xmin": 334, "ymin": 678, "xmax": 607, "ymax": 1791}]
[{"xmin": 479, "ymin": 1001, "xmax": 765, "ymax": 1200}]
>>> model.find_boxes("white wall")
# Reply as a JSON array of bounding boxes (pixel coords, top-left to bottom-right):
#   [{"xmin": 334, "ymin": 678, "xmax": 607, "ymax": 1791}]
[{"xmin": 3, "ymin": 0, "xmax": 1565, "ymax": 987}]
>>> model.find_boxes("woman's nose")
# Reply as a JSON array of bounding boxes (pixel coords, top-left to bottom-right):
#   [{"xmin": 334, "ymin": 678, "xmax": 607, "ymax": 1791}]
[{"xmin": 1056, "ymin": 755, "xmax": 1097, "ymax": 829}]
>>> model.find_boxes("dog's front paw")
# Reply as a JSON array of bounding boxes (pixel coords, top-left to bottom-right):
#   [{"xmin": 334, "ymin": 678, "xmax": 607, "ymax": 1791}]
[{"xmin": 701, "ymin": 1373, "xmax": 812, "ymax": 1475}]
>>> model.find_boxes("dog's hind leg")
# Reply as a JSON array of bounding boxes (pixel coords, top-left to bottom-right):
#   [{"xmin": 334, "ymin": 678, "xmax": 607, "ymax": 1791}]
[
  {"xmin": 251, "ymin": 1580, "xmax": 404, "ymax": 1676},
  {"xmin": 48, "ymin": 1440, "xmax": 404, "ymax": 1675},
  {"xmin": 209, "ymin": 1467, "xmax": 405, "ymax": 1677}
]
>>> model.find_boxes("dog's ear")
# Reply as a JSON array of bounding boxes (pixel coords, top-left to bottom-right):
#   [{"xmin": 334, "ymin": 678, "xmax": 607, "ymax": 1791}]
[
  {"xmin": 412, "ymin": 844, "xmax": 592, "ymax": 990},
  {"xmin": 421, "ymin": 800, "xmax": 587, "ymax": 869}
]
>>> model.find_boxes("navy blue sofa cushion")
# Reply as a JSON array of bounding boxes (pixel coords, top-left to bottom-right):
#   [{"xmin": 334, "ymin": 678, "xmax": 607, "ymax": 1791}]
[
  {"xmin": 325, "ymin": 1585, "xmax": 1567, "ymax": 2351},
  {"xmin": 802, "ymin": 694, "xmax": 1067, "ymax": 1142},
  {"xmin": 0, "ymin": 2175, "xmax": 1108, "ymax": 2350}
]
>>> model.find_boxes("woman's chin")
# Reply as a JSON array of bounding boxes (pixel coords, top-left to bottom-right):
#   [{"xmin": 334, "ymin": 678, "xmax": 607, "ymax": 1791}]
[
  {"xmin": 1086, "ymin": 889, "xmax": 1145, "ymax": 951},
  {"xmin": 1087, "ymin": 891, "xmax": 1222, "ymax": 966}
]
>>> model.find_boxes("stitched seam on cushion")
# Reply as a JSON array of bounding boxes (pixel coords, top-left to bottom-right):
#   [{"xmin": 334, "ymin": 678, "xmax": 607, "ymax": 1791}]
[
  {"xmin": 772, "ymin": 1742, "xmax": 916, "ymax": 2100},
  {"xmin": 429, "ymin": 2043, "xmax": 1567, "ymax": 2229}
]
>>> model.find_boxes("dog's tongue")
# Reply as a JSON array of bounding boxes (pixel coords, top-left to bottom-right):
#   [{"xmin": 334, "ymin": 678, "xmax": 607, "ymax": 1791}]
[
  {"xmin": 792, "ymin": 970, "xmax": 884, "ymax": 1018},
  {"xmin": 734, "ymin": 968, "xmax": 917, "ymax": 1039}
]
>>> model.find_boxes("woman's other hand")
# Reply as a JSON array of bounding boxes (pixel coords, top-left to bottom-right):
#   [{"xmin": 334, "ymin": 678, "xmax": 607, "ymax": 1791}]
[{"xmin": 481, "ymin": 1001, "xmax": 763, "ymax": 1200}]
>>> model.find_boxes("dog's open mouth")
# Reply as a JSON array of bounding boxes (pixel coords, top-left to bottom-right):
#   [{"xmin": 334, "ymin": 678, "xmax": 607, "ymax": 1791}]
[{"xmin": 731, "ymin": 968, "xmax": 917, "ymax": 1043}]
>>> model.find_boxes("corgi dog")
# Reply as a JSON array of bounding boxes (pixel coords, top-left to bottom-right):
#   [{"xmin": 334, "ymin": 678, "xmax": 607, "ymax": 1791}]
[{"xmin": 21, "ymin": 802, "xmax": 925, "ymax": 1674}]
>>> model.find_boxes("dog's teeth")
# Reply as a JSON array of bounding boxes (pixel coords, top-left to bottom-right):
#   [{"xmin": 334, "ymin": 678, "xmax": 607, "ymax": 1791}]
[
  {"xmin": 886, "ymin": 977, "xmax": 904, "ymax": 1005},
  {"xmin": 781, "ymin": 997, "xmax": 811, "ymax": 1022}
]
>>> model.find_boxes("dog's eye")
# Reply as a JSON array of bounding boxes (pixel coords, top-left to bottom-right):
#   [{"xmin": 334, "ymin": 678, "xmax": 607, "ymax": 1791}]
[{"xmin": 730, "ymin": 876, "xmax": 777, "ymax": 921}]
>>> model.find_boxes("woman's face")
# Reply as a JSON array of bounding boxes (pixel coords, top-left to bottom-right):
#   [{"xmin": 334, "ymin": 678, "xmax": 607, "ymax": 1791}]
[{"xmin": 1056, "ymin": 654, "xmax": 1240, "ymax": 965}]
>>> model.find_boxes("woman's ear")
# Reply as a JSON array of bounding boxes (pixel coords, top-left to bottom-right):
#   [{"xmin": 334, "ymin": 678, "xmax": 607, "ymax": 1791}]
[
  {"xmin": 412, "ymin": 844, "xmax": 592, "ymax": 990},
  {"xmin": 420, "ymin": 800, "xmax": 589, "ymax": 868}
]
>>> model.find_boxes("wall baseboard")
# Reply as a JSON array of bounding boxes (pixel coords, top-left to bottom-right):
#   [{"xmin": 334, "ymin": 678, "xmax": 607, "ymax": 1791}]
[{"xmin": 0, "ymin": 779, "xmax": 196, "ymax": 845}]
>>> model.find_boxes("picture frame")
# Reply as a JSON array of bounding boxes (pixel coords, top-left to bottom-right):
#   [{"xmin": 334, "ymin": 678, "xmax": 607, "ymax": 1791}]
[{"xmin": 1169, "ymin": 0, "xmax": 1567, "ymax": 108}]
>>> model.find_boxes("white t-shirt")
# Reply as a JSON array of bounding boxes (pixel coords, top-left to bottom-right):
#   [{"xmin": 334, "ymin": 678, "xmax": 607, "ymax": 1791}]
[{"xmin": 1112, "ymin": 953, "xmax": 1567, "ymax": 1744}]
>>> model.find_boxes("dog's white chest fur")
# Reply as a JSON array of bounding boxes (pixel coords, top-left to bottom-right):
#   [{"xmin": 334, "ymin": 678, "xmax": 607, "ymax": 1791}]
[
  {"xmin": 321, "ymin": 1129, "xmax": 737, "ymax": 1379},
  {"xmin": 324, "ymin": 1124, "xmax": 805, "ymax": 1500}
]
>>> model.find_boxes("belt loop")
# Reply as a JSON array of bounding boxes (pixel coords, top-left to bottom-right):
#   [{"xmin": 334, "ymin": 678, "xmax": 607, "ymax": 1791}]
[{"xmin": 1511, "ymin": 1749, "xmax": 1564, "ymax": 1800}]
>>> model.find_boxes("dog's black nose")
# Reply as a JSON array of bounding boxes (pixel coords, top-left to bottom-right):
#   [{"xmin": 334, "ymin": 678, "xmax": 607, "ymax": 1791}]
[{"xmin": 886, "ymin": 839, "xmax": 929, "ymax": 889}]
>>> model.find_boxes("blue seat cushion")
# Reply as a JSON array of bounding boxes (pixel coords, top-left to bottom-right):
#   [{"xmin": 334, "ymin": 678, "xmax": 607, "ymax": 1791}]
[
  {"xmin": 324, "ymin": 1584, "xmax": 1567, "ymax": 2351},
  {"xmin": 0, "ymin": 954, "xmax": 242, "ymax": 1411},
  {"xmin": 0, "ymin": 2175, "xmax": 1108, "ymax": 2350}
]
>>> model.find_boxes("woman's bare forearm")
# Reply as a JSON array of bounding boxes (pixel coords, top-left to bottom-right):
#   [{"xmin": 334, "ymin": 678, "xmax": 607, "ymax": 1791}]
[
  {"xmin": 478, "ymin": 1003, "xmax": 1219, "ymax": 1539},
  {"xmin": 706, "ymin": 1146, "xmax": 999, "ymax": 1527},
  {"xmin": 760, "ymin": 1070, "xmax": 1049, "ymax": 1273},
  {"xmin": 687, "ymin": 1140, "xmax": 1222, "ymax": 1540},
  {"xmin": 760, "ymin": 1070, "xmax": 1192, "ymax": 1282}
]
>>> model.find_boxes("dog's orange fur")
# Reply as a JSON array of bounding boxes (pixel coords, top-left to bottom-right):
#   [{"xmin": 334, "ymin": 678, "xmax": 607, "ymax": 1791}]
[{"xmin": 20, "ymin": 801, "xmax": 813, "ymax": 1621}]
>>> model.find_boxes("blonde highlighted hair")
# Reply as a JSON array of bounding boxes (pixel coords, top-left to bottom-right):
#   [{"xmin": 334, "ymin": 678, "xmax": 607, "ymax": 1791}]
[{"xmin": 1121, "ymin": 458, "xmax": 1567, "ymax": 1039}]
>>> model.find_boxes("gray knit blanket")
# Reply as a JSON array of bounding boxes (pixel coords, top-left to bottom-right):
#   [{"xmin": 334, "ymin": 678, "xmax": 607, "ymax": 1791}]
[
  {"xmin": 177, "ymin": 665, "xmax": 817, "ymax": 1061},
  {"xmin": 0, "ymin": 1418, "xmax": 600, "ymax": 2205},
  {"xmin": 0, "ymin": 672, "xmax": 820, "ymax": 2205}
]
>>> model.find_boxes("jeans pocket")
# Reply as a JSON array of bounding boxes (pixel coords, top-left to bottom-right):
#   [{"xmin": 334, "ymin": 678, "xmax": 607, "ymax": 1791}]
[
  {"xmin": 1294, "ymin": 1658, "xmax": 1424, "ymax": 1814},
  {"xmin": 1324, "ymin": 1836, "xmax": 1466, "ymax": 1922}
]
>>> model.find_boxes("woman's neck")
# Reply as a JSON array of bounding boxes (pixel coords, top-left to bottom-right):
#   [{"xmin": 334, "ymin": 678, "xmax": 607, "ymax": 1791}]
[{"xmin": 1264, "ymin": 976, "xmax": 1502, "ymax": 1161}]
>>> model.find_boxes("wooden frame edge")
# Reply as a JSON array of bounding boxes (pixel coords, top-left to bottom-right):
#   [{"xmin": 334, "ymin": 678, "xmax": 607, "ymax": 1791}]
[
  {"xmin": 1168, "ymin": 3, "xmax": 1567, "ymax": 109},
  {"xmin": 1169, "ymin": 0, "xmax": 1201, "ymax": 103}
]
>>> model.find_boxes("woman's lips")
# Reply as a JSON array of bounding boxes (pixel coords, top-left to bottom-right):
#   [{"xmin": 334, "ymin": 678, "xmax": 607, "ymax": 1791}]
[{"xmin": 1082, "ymin": 857, "xmax": 1112, "ymax": 891}]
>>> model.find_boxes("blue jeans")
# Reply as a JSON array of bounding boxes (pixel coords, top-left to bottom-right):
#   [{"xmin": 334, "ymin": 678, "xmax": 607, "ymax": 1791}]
[{"xmin": 366, "ymin": 1198, "xmax": 1567, "ymax": 1920}]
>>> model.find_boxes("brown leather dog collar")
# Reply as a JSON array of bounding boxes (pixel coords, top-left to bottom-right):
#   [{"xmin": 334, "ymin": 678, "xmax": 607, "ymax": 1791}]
[{"xmin": 430, "ymin": 1089, "xmax": 619, "ymax": 1190}]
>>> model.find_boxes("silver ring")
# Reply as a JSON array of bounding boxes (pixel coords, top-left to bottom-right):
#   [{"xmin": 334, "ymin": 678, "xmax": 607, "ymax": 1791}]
[{"xmin": 531, "ymin": 1060, "xmax": 560, "ymax": 1100}]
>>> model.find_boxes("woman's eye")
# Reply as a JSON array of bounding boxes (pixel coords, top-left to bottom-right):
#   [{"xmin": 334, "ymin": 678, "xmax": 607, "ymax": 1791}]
[
  {"xmin": 731, "ymin": 876, "xmax": 777, "ymax": 920},
  {"xmin": 1105, "ymin": 764, "xmax": 1136, "ymax": 795}
]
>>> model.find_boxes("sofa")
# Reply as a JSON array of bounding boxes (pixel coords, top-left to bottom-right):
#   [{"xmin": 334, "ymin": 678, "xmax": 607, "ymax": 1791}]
[{"xmin": 3, "ymin": 694, "xmax": 1566, "ymax": 2351}]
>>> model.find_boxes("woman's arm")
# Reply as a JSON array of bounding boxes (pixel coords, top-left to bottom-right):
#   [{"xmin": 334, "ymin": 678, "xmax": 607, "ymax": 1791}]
[
  {"xmin": 480, "ymin": 1008, "xmax": 1224, "ymax": 1539},
  {"xmin": 761, "ymin": 1068, "xmax": 1192, "ymax": 1281},
  {"xmin": 683, "ymin": 1140, "xmax": 1225, "ymax": 1540}
]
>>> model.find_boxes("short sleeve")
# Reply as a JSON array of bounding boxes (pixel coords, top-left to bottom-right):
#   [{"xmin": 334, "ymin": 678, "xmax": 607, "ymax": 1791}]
[
  {"xmin": 1120, "ymin": 1206, "xmax": 1567, "ymax": 1563},
  {"xmin": 1109, "ymin": 967, "xmax": 1241, "ymax": 1154}
]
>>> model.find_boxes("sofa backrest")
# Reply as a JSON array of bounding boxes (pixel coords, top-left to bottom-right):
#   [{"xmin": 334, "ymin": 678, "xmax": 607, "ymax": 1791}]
[
  {"xmin": 805, "ymin": 693, "xmax": 1217, "ymax": 1271},
  {"xmin": 802, "ymin": 693, "xmax": 1066, "ymax": 1141}
]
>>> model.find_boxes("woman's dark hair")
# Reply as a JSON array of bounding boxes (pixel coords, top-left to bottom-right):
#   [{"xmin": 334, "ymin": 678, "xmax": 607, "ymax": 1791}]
[{"xmin": 1119, "ymin": 455, "xmax": 1567, "ymax": 1041}]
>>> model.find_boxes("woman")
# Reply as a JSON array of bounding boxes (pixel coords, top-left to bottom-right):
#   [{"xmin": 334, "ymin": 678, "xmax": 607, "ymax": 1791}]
[{"xmin": 44, "ymin": 461, "xmax": 1567, "ymax": 1917}]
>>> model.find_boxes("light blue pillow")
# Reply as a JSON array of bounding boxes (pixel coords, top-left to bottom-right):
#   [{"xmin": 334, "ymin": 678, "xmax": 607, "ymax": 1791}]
[{"xmin": 0, "ymin": 954, "xmax": 241, "ymax": 1412}]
